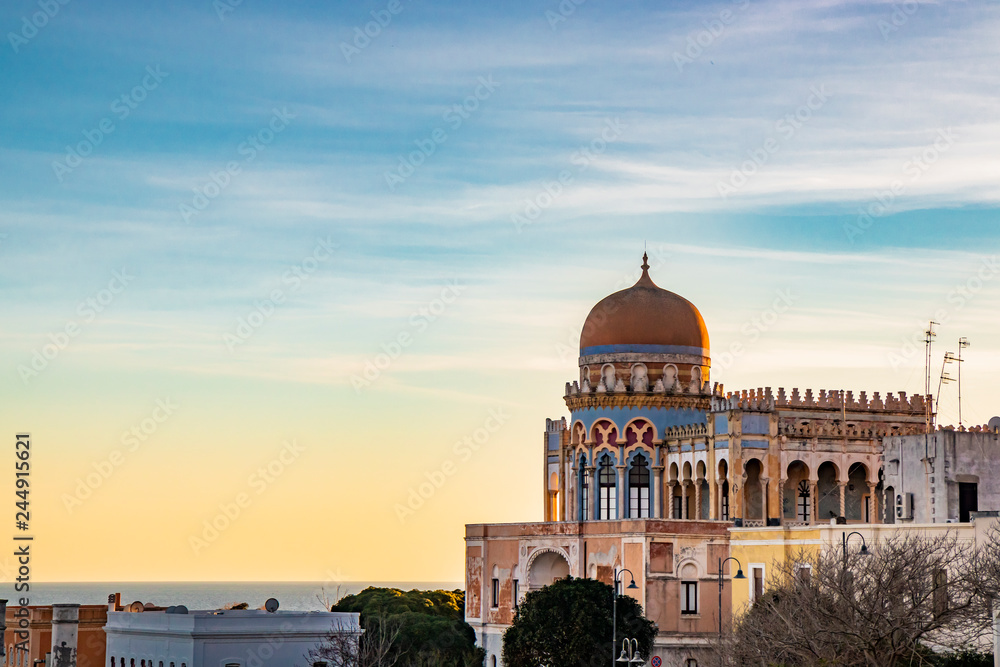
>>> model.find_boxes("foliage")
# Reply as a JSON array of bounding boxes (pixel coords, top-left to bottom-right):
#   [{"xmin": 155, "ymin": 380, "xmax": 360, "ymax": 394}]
[
  {"xmin": 928, "ymin": 650, "xmax": 994, "ymax": 667},
  {"xmin": 502, "ymin": 576, "xmax": 656, "ymax": 667},
  {"xmin": 329, "ymin": 587, "xmax": 485, "ymax": 667}
]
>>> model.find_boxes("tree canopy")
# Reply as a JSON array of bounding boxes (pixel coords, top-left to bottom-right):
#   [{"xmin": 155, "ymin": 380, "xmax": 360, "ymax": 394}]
[
  {"xmin": 331, "ymin": 587, "xmax": 484, "ymax": 667},
  {"xmin": 502, "ymin": 576, "xmax": 657, "ymax": 667}
]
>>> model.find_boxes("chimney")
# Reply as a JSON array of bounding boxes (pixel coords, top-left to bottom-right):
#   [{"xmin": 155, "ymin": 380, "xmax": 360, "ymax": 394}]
[
  {"xmin": 51, "ymin": 604, "xmax": 80, "ymax": 667},
  {"xmin": 108, "ymin": 593, "xmax": 122, "ymax": 613}
]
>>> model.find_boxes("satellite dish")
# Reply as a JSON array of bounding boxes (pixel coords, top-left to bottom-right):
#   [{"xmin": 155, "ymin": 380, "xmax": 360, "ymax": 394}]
[
  {"xmin": 264, "ymin": 598, "xmax": 279, "ymax": 613},
  {"xmin": 165, "ymin": 606, "xmax": 177, "ymax": 614},
  {"xmin": 174, "ymin": 605, "xmax": 188, "ymax": 614},
  {"xmin": 128, "ymin": 601, "xmax": 144, "ymax": 613},
  {"xmin": 988, "ymin": 416, "xmax": 1000, "ymax": 433}
]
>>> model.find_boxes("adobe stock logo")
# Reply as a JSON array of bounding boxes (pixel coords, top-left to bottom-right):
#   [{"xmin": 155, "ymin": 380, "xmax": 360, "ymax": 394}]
[{"xmin": 395, "ymin": 408, "xmax": 510, "ymax": 523}]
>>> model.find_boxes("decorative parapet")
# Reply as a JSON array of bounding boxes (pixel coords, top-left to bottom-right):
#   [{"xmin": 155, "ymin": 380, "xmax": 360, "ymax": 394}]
[
  {"xmin": 565, "ymin": 378, "xmax": 712, "ymax": 399},
  {"xmin": 710, "ymin": 386, "xmax": 930, "ymax": 415},
  {"xmin": 663, "ymin": 423, "xmax": 708, "ymax": 438},
  {"xmin": 941, "ymin": 424, "xmax": 1000, "ymax": 434}
]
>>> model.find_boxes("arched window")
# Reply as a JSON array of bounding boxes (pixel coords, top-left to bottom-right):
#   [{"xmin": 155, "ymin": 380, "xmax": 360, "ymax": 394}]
[
  {"xmin": 721, "ymin": 480, "xmax": 730, "ymax": 520},
  {"xmin": 629, "ymin": 456, "xmax": 650, "ymax": 518},
  {"xmin": 598, "ymin": 454, "xmax": 616, "ymax": 520},
  {"xmin": 579, "ymin": 455, "xmax": 589, "ymax": 521}
]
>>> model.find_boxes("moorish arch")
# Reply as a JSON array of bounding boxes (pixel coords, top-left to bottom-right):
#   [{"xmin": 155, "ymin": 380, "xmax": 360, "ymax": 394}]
[
  {"xmin": 526, "ymin": 548, "xmax": 571, "ymax": 591},
  {"xmin": 816, "ymin": 461, "xmax": 840, "ymax": 520},
  {"xmin": 784, "ymin": 461, "xmax": 810, "ymax": 521},
  {"xmin": 743, "ymin": 458, "xmax": 764, "ymax": 521}
]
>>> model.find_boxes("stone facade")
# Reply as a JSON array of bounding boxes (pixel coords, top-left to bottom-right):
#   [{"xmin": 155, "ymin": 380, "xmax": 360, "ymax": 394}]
[{"xmin": 465, "ymin": 520, "xmax": 731, "ymax": 667}]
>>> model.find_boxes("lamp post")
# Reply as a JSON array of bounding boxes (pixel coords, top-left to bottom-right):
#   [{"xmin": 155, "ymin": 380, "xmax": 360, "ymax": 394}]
[
  {"xmin": 717, "ymin": 557, "xmax": 746, "ymax": 637},
  {"xmin": 842, "ymin": 531, "xmax": 869, "ymax": 567},
  {"xmin": 613, "ymin": 568, "xmax": 639, "ymax": 667},
  {"xmin": 616, "ymin": 638, "xmax": 645, "ymax": 666}
]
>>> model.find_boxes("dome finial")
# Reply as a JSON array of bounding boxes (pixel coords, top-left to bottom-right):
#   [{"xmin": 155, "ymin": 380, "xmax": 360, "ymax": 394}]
[{"xmin": 636, "ymin": 250, "xmax": 656, "ymax": 287}]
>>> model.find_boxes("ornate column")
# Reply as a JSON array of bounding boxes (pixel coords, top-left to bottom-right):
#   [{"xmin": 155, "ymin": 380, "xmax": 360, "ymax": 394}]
[
  {"xmin": 868, "ymin": 483, "xmax": 878, "ymax": 523},
  {"xmin": 709, "ymin": 471, "xmax": 718, "ymax": 520},
  {"xmin": 809, "ymin": 479, "xmax": 819, "ymax": 523},
  {"xmin": 667, "ymin": 481, "xmax": 678, "ymax": 519},
  {"xmin": 652, "ymin": 466, "xmax": 664, "ymax": 519},
  {"xmin": 778, "ymin": 478, "xmax": 787, "ymax": 524},
  {"xmin": 694, "ymin": 479, "xmax": 703, "ymax": 520},
  {"xmin": 839, "ymin": 482, "xmax": 847, "ymax": 519},
  {"xmin": 681, "ymin": 480, "xmax": 691, "ymax": 519},
  {"xmin": 760, "ymin": 477, "xmax": 770, "ymax": 523}
]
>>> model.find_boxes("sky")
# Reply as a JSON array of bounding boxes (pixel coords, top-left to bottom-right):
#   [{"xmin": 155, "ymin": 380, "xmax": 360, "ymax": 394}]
[{"xmin": 1, "ymin": 0, "xmax": 999, "ymax": 584}]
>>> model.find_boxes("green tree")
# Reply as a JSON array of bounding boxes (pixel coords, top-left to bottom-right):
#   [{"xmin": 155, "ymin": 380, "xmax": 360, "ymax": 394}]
[
  {"xmin": 502, "ymin": 576, "xmax": 656, "ymax": 667},
  {"xmin": 330, "ymin": 587, "xmax": 485, "ymax": 667}
]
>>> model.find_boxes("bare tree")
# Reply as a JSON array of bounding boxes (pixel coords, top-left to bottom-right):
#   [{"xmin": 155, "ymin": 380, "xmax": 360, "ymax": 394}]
[
  {"xmin": 317, "ymin": 584, "xmax": 346, "ymax": 611},
  {"xmin": 709, "ymin": 531, "xmax": 995, "ymax": 666},
  {"xmin": 307, "ymin": 615, "xmax": 402, "ymax": 667}
]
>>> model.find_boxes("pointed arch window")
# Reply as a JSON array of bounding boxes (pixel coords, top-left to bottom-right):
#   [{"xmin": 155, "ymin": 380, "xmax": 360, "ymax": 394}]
[
  {"xmin": 629, "ymin": 455, "xmax": 650, "ymax": 518},
  {"xmin": 598, "ymin": 454, "xmax": 617, "ymax": 520},
  {"xmin": 579, "ymin": 455, "xmax": 590, "ymax": 521}
]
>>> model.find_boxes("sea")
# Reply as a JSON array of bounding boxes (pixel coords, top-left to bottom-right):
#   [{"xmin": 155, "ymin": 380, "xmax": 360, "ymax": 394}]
[{"xmin": 5, "ymin": 582, "xmax": 464, "ymax": 612}]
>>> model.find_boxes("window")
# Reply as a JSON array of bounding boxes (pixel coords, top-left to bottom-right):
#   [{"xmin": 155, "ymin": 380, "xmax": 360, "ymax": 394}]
[
  {"xmin": 598, "ymin": 454, "xmax": 616, "ymax": 520},
  {"xmin": 681, "ymin": 581, "xmax": 698, "ymax": 614},
  {"xmin": 628, "ymin": 456, "xmax": 650, "ymax": 518},
  {"xmin": 750, "ymin": 566, "xmax": 765, "ymax": 603},
  {"xmin": 313, "ymin": 663, "xmax": 329, "ymax": 667},
  {"xmin": 673, "ymin": 495, "xmax": 682, "ymax": 519},
  {"xmin": 959, "ymin": 483, "xmax": 978, "ymax": 522},
  {"xmin": 795, "ymin": 564, "xmax": 812, "ymax": 586},
  {"xmin": 580, "ymin": 457, "xmax": 589, "ymax": 520},
  {"xmin": 512, "ymin": 579, "xmax": 519, "ymax": 608},
  {"xmin": 686, "ymin": 660, "xmax": 699, "ymax": 667},
  {"xmin": 491, "ymin": 578, "xmax": 499, "ymax": 608}
]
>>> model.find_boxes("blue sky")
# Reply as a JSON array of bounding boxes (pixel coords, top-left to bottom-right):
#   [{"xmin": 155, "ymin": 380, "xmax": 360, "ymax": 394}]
[{"xmin": 1, "ymin": 0, "xmax": 999, "ymax": 582}]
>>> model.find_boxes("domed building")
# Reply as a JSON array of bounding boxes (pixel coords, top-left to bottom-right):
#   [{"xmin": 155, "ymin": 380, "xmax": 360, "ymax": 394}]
[{"xmin": 465, "ymin": 254, "xmax": 930, "ymax": 667}]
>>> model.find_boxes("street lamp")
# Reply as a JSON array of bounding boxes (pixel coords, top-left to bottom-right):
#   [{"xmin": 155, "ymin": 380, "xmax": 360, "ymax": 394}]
[
  {"xmin": 717, "ymin": 557, "xmax": 746, "ymax": 637},
  {"xmin": 842, "ymin": 531, "xmax": 870, "ymax": 567},
  {"xmin": 616, "ymin": 638, "xmax": 645, "ymax": 665},
  {"xmin": 612, "ymin": 568, "xmax": 639, "ymax": 667}
]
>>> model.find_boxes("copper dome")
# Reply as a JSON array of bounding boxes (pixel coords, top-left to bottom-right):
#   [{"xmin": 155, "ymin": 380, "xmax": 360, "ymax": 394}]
[{"xmin": 579, "ymin": 254, "xmax": 709, "ymax": 354}]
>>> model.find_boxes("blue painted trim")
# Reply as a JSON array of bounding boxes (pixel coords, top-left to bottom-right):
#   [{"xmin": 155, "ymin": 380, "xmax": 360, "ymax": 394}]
[
  {"xmin": 574, "ymin": 405, "xmax": 708, "ymax": 436},
  {"xmin": 743, "ymin": 439, "xmax": 769, "ymax": 449},
  {"xmin": 580, "ymin": 344, "xmax": 709, "ymax": 357}
]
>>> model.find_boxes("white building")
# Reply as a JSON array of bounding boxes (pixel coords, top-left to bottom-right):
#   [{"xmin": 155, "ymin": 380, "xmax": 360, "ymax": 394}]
[
  {"xmin": 104, "ymin": 605, "xmax": 360, "ymax": 667},
  {"xmin": 883, "ymin": 424, "xmax": 1000, "ymax": 525}
]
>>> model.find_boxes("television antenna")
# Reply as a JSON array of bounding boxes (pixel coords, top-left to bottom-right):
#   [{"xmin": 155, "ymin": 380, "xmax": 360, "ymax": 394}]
[{"xmin": 957, "ymin": 337, "xmax": 970, "ymax": 427}]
